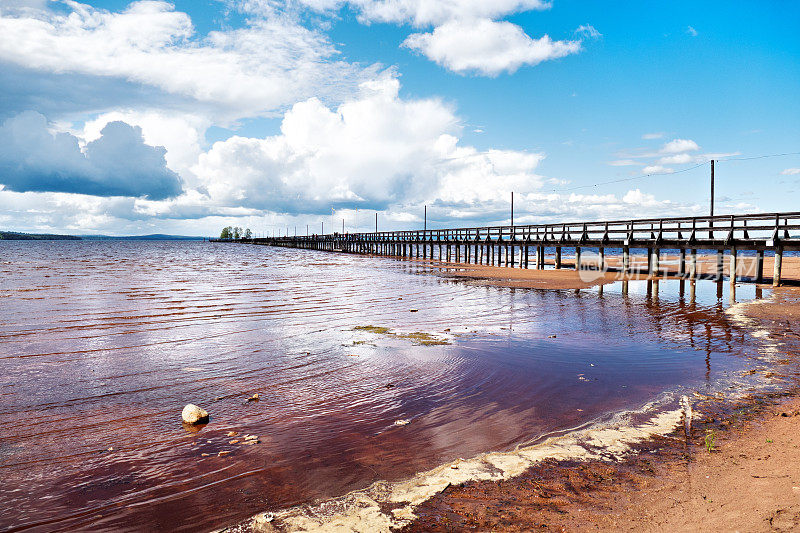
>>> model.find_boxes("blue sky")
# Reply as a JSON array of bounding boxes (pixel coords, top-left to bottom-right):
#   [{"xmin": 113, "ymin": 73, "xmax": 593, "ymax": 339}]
[{"xmin": 0, "ymin": 0, "xmax": 797, "ymax": 236}]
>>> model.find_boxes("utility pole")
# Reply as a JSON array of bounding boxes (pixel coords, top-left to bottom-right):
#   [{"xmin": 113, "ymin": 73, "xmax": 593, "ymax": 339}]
[
  {"xmin": 511, "ymin": 191, "xmax": 514, "ymax": 227},
  {"xmin": 424, "ymin": 205, "xmax": 427, "ymax": 231},
  {"xmin": 710, "ymin": 160, "xmax": 715, "ymax": 217}
]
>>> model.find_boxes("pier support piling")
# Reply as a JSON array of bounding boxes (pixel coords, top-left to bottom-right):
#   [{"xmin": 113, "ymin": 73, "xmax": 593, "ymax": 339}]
[{"xmin": 774, "ymin": 247, "xmax": 783, "ymax": 287}]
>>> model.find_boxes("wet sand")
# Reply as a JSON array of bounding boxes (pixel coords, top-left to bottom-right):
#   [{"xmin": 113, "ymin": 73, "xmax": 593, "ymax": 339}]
[
  {"xmin": 399, "ymin": 286, "xmax": 800, "ymax": 532},
  {"xmin": 426, "ymin": 255, "xmax": 800, "ymax": 291}
]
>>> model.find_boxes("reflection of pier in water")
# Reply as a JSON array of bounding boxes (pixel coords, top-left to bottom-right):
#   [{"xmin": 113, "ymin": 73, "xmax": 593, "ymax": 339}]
[
  {"xmin": 601, "ymin": 278, "xmax": 759, "ymax": 385},
  {"xmin": 427, "ymin": 258, "xmax": 767, "ymax": 390}
]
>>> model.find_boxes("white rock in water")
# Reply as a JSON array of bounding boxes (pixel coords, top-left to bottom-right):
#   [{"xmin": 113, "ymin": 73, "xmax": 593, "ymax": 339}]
[{"xmin": 182, "ymin": 404, "xmax": 209, "ymax": 425}]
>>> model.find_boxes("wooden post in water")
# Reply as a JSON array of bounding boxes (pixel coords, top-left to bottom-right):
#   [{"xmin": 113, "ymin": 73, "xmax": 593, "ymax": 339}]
[
  {"xmin": 774, "ymin": 247, "xmax": 783, "ymax": 287},
  {"xmin": 599, "ymin": 247, "xmax": 605, "ymax": 272},
  {"xmin": 650, "ymin": 248, "xmax": 660, "ymax": 277},
  {"xmin": 622, "ymin": 245, "xmax": 630, "ymax": 274},
  {"xmin": 679, "ymin": 248, "xmax": 686, "ymax": 277},
  {"xmin": 575, "ymin": 246, "xmax": 581, "ymax": 270},
  {"xmin": 689, "ymin": 249, "xmax": 698, "ymax": 279},
  {"xmin": 729, "ymin": 247, "xmax": 737, "ymax": 285},
  {"xmin": 555, "ymin": 247, "xmax": 562, "ymax": 269},
  {"xmin": 716, "ymin": 249, "xmax": 724, "ymax": 281},
  {"xmin": 756, "ymin": 250, "xmax": 764, "ymax": 283}
]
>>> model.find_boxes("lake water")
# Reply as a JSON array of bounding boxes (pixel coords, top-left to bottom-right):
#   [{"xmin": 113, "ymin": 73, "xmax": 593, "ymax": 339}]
[{"xmin": 0, "ymin": 241, "xmax": 773, "ymax": 531}]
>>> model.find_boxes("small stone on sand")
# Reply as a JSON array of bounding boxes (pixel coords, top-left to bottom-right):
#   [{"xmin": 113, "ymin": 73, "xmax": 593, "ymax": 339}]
[
  {"xmin": 253, "ymin": 512, "xmax": 276, "ymax": 532},
  {"xmin": 181, "ymin": 404, "xmax": 209, "ymax": 425}
]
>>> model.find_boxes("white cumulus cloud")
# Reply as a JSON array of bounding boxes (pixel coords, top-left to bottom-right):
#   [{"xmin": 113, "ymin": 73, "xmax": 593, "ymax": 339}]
[
  {"xmin": 403, "ymin": 19, "xmax": 581, "ymax": 76},
  {"xmin": 290, "ymin": 0, "xmax": 551, "ymax": 26},
  {"xmin": 0, "ymin": 0, "xmax": 378, "ymax": 119},
  {"xmin": 0, "ymin": 111, "xmax": 182, "ymax": 199},
  {"xmin": 269, "ymin": 0, "xmax": 590, "ymax": 76},
  {"xmin": 659, "ymin": 138, "xmax": 700, "ymax": 154},
  {"xmin": 641, "ymin": 165, "xmax": 674, "ymax": 174},
  {"xmin": 193, "ymin": 76, "xmax": 546, "ymax": 214}
]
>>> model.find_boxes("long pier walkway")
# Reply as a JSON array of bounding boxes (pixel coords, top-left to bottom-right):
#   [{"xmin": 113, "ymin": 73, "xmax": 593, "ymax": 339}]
[{"xmin": 221, "ymin": 212, "xmax": 800, "ymax": 287}]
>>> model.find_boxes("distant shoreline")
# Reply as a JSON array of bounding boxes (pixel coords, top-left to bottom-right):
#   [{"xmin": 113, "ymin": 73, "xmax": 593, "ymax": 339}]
[
  {"xmin": 0, "ymin": 231, "xmax": 205, "ymax": 241},
  {"xmin": 0, "ymin": 231, "xmax": 81, "ymax": 240}
]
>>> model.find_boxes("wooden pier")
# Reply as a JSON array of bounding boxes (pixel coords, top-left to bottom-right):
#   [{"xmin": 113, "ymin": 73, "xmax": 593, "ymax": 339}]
[{"xmin": 220, "ymin": 212, "xmax": 800, "ymax": 287}]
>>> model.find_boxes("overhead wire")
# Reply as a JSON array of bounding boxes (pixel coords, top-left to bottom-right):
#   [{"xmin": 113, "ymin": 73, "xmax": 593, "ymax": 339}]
[{"xmin": 550, "ymin": 151, "xmax": 800, "ymax": 193}]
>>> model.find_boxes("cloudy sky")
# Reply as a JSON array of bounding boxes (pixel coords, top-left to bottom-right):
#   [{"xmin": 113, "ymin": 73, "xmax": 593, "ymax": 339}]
[{"xmin": 0, "ymin": 0, "xmax": 798, "ymax": 236}]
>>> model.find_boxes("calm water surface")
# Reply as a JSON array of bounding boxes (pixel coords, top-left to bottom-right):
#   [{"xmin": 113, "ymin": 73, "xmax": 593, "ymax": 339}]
[{"xmin": 0, "ymin": 241, "xmax": 770, "ymax": 531}]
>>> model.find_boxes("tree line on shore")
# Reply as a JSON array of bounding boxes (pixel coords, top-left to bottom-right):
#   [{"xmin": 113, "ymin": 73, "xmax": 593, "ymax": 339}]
[
  {"xmin": 0, "ymin": 231, "xmax": 81, "ymax": 240},
  {"xmin": 219, "ymin": 226, "xmax": 252, "ymax": 239}
]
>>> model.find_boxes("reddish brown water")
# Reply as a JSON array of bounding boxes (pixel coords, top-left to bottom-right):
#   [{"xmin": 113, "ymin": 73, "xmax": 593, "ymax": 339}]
[{"xmin": 0, "ymin": 241, "xmax": 770, "ymax": 532}]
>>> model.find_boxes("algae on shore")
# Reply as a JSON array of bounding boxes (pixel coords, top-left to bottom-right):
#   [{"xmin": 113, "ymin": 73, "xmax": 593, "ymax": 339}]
[
  {"xmin": 353, "ymin": 325, "xmax": 392, "ymax": 335},
  {"xmin": 352, "ymin": 326, "xmax": 451, "ymax": 346}
]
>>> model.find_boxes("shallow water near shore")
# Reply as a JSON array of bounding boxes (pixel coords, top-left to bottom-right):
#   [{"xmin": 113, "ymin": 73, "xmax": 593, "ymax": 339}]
[{"xmin": 0, "ymin": 241, "xmax": 777, "ymax": 532}]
